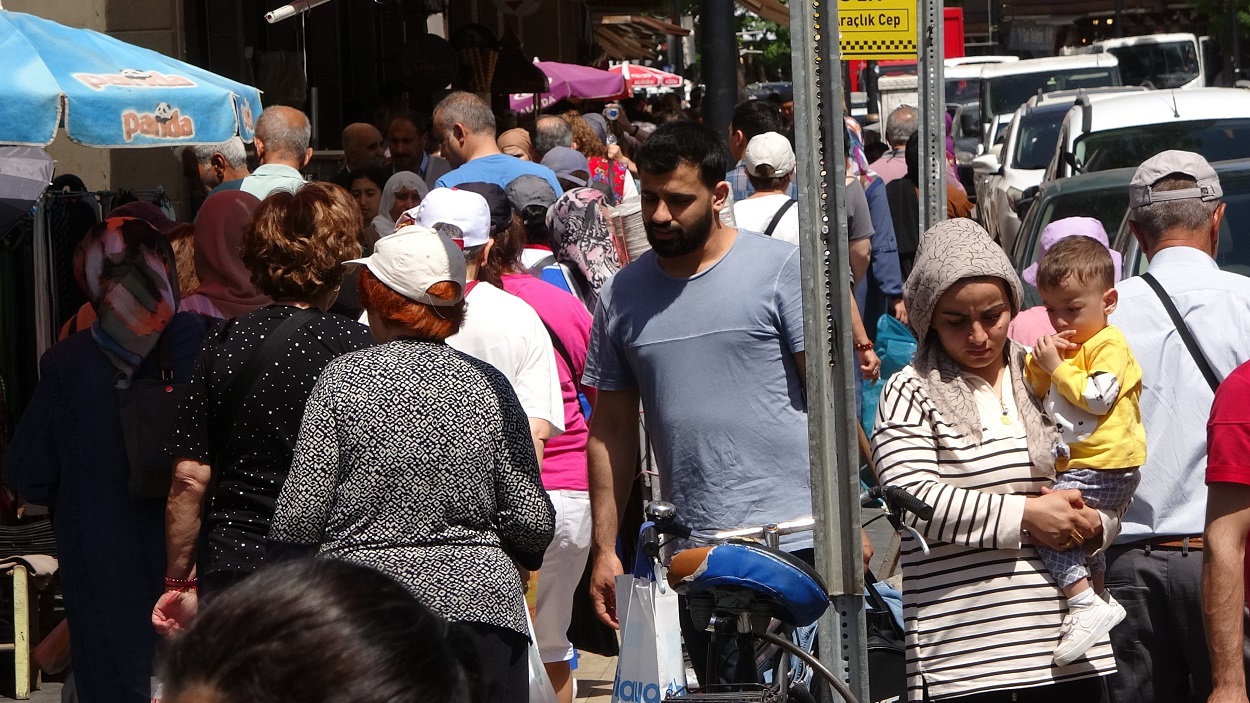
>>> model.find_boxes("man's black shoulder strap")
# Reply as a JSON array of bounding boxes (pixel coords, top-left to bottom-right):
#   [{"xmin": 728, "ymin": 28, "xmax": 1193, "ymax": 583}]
[
  {"xmin": 1141, "ymin": 271, "xmax": 1220, "ymax": 391},
  {"xmin": 763, "ymin": 198, "xmax": 797, "ymax": 237}
]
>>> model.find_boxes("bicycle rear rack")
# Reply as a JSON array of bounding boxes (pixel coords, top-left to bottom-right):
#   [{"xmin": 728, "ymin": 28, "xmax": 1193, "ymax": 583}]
[{"xmin": 664, "ymin": 685, "xmax": 776, "ymax": 702}]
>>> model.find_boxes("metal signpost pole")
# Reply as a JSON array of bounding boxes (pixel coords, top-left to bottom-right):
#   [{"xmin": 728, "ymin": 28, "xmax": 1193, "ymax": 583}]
[
  {"xmin": 918, "ymin": 0, "xmax": 946, "ymax": 231},
  {"xmin": 790, "ymin": 2, "xmax": 869, "ymax": 701}
]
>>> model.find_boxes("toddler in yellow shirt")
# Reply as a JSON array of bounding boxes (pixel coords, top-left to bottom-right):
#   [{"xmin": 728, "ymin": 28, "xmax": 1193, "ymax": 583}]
[{"xmin": 1024, "ymin": 234, "xmax": 1146, "ymax": 667}]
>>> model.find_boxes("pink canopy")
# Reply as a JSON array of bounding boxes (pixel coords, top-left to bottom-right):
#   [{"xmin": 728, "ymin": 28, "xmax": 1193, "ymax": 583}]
[
  {"xmin": 508, "ymin": 61, "xmax": 625, "ymax": 116},
  {"xmin": 611, "ymin": 64, "xmax": 684, "ymax": 91}
]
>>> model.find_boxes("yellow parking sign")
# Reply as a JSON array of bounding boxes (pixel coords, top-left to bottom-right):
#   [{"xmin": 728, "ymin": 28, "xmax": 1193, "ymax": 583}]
[{"xmin": 838, "ymin": 0, "xmax": 917, "ymax": 59}]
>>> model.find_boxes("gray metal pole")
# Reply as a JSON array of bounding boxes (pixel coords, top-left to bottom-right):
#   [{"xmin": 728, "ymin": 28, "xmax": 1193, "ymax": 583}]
[
  {"xmin": 789, "ymin": 2, "xmax": 869, "ymax": 701},
  {"xmin": 919, "ymin": 0, "xmax": 947, "ymax": 231},
  {"xmin": 699, "ymin": 0, "xmax": 737, "ymax": 136}
]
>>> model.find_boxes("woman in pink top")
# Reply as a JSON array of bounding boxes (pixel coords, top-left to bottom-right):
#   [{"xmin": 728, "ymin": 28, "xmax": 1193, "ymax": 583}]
[
  {"xmin": 485, "ymin": 206, "xmax": 595, "ymax": 703},
  {"xmin": 1008, "ymin": 217, "xmax": 1123, "ymax": 346}
]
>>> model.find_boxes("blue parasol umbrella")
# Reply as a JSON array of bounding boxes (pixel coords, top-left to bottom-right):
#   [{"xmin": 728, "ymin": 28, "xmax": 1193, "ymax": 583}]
[{"xmin": 0, "ymin": 8, "xmax": 263, "ymax": 148}]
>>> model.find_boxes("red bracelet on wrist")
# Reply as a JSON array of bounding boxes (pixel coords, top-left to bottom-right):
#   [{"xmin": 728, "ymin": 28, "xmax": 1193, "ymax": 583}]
[
  {"xmin": 854, "ymin": 341, "xmax": 874, "ymax": 351},
  {"xmin": 165, "ymin": 576, "xmax": 197, "ymax": 591}
]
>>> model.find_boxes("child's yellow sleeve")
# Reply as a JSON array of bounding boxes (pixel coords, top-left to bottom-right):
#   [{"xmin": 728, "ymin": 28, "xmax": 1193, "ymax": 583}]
[{"xmin": 1023, "ymin": 351, "xmax": 1052, "ymax": 397}]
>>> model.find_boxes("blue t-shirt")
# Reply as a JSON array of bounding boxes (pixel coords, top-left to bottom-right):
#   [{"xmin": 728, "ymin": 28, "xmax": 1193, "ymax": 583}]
[
  {"xmin": 583, "ymin": 230, "xmax": 812, "ymax": 548},
  {"xmin": 436, "ymin": 153, "xmax": 564, "ymax": 196}
]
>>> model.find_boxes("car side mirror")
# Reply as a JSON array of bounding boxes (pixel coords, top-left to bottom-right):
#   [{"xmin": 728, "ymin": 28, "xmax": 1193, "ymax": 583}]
[
  {"xmin": 972, "ymin": 153, "xmax": 1001, "ymax": 176},
  {"xmin": 1013, "ymin": 185, "xmax": 1040, "ymax": 219}
]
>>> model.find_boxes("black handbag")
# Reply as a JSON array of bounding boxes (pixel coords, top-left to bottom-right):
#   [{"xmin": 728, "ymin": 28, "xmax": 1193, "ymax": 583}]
[{"xmin": 117, "ymin": 335, "xmax": 184, "ymax": 499}]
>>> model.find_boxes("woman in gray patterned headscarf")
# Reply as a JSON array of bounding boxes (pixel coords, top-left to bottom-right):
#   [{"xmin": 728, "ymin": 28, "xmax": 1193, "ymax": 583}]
[{"xmin": 868, "ymin": 219, "xmax": 1120, "ymax": 701}]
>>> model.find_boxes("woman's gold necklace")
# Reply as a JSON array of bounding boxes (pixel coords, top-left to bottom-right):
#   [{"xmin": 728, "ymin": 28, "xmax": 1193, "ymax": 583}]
[{"xmin": 994, "ymin": 374, "xmax": 1012, "ymax": 425}]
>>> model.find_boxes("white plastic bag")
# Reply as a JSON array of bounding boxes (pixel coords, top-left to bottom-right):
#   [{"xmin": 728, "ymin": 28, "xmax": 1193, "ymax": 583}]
[
  {"xmin": 526, "ymin": 603, "xmax": 559, "ymax": 703},
  {"xmin": 613, "ymin": 563, "xmax": 687, "ymax": 702}
]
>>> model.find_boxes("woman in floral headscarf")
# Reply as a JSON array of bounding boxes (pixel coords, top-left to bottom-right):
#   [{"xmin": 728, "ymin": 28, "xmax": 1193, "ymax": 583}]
[
  {"xmin": 870, "ymin": 219, "xmax": 1119, "ymax": 702},
  {"xmin": 546, "ymin": 187, "xmax": 624, "ymax": 310},
  {"xmin": 5, "ymin": 218, "xmax": 211, "ymax": 703}
]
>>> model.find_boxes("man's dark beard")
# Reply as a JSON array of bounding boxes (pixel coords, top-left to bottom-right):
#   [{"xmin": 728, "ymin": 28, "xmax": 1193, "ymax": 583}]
[{"xmin": 644, "ymin": 206, "xmax": 714, "ymax": 258}]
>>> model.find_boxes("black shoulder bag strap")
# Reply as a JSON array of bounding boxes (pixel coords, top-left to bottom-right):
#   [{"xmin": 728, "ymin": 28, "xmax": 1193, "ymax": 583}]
[
  {"xmin": 208, "ymin": 308, "xmax": 320, "ymax": 501},
  {"xmin": 763, "ymin": 198, "xmax": 797, "ymax": 237},
  {"xmin": 1141, "ymin": 272, "xmax": 1221, "ymax": 392}
]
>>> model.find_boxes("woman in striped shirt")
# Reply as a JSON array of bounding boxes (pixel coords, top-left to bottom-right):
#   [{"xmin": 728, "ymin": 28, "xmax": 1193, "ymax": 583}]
[{"xmin": 871, "ymin": 219, "xmax": 1121, "ymax": 702}]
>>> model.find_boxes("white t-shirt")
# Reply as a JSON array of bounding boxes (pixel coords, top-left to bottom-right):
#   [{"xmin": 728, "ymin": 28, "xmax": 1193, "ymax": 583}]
[
  {"xmin": 733, "ymin": 193, "xmax": 799, "ymax": 246},
  {"xmin": 447, "ymin": 282, "xmax": 565, "ymax": 435}
]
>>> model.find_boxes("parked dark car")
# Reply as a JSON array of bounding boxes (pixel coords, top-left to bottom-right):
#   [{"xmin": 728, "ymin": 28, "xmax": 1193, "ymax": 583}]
[{"xmin": 1010, "ymin": 167, "xmax": 1135, "ymax": 307}]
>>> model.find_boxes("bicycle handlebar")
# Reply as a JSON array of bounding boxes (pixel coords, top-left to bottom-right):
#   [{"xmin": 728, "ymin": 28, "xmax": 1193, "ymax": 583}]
[{"xmin": 860, "ymin": 484, "xmax": 934, "ymax": 521}]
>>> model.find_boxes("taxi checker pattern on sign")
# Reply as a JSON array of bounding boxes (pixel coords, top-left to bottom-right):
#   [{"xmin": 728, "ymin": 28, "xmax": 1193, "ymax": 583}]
[{"xmin": 839, "ymin": 0, "xmax": 917, "ymax": 59}]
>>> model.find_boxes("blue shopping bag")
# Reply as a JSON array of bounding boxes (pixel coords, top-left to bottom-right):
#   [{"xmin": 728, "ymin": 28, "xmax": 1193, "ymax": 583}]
[{"xmin": 860, "ymin": 314, "xmax": 917, "ymax": 437}]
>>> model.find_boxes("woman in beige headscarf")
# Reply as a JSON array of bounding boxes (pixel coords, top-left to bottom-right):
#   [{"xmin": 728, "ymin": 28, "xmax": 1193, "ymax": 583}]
[
  {"xmin": 497, "ymin": 128, "xmax": 534, "ymax": 161},
  {"xmin": 870, "ymin": 219, "xmax": 1119, "ymax": 702}
]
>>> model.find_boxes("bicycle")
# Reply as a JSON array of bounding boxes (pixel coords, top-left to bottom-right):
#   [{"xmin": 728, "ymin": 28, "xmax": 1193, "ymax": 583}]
[{"xmin": 632, "ymin": 485, "xmax": 933, "ymax": 703}]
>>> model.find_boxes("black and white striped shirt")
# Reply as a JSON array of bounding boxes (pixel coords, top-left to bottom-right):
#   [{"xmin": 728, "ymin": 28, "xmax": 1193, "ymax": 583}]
[{"xmin": 872, "ymin": 366, "xmax": 1116, "ymax": 700}]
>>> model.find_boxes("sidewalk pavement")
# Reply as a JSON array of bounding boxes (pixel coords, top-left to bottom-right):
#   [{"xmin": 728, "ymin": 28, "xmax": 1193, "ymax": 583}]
[{"xmin": 576, "ymin": 652, "xmax": 617, "ymax": 701}]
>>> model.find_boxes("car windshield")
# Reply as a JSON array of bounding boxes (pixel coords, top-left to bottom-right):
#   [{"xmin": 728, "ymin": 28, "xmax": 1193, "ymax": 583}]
[
  {"xmin": 1107, "ymin": 41, "xmax": 1200, "ymax": 89},
  {"xmin": 1074, "ymin": 119, "xmax": 1250, "ymax": 173},
  {"xmin": 947, "ymin": 78, "xmax": 980, "ymax": 105},
  {"xmin": 1020, "ymin": 185, "xmax": 1131, "ymax": 306},
  {"xmin": 985, "ymin": 68, "xmax": 1119, "ymax": 117},
  {"xmin": 1012, "ymin": 110, "xmax": 1064, "ymax": 170}
]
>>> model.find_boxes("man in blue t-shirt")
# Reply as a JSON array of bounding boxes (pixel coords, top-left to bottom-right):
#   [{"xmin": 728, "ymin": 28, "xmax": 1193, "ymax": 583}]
[
  {"xmin": 432, "ymin": 91, "xmax": 564, "ymax": 196},
  {"xmin": 582, "ymin": 121, "xmax": 815, "ymax": 685}
]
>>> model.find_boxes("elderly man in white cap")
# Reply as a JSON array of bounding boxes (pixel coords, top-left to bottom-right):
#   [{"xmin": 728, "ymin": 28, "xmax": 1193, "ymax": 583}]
[
  {"xmin": 731, "ymin": 131, "xmax": 800, "ymax": 245},
  {"xmin": 410, "ymin": 187, "xmax": 564, "ymax": 468},
  {"xmin": 1102, "ymin": 151, "xmax": 1250, "ymax": 702}
]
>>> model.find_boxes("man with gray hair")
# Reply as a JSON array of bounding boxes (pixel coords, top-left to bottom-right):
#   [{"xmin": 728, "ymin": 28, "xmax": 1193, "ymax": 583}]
[
  {"xmin": 532, "ymin": 115, "xmax": 574, "ymax": 161},
  {"xmin": 223, "ymin": 106, "xmax": 312, "ymax": 200},
  {"xmin": 180, "ymin": 137, "xmax": 250, "ymax": 194},
  {"xmin": 867, "ymin": 105, "xmax": 918, "ymax": 183},
  {"xmin": 1103, "ymin": 151, "xmax": 1250, "ymax": 702},
  {"xmin": 432, "ymin": 91, "xmax": 562, "ymax": 195}
]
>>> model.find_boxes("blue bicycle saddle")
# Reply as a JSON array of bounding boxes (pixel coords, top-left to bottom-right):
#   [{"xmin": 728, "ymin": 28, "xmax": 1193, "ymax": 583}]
[{"xmin": 667, "ymin": 543, "xmax": 830, "ymax": 627}]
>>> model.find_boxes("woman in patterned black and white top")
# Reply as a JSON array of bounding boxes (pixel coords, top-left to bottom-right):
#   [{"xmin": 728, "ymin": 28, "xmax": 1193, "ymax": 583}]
[
  {"xmin": 269, "ymin": 225, "xmax": 554, "ymax": 703},
  {"xmin": 871, "ymin": 219, "xmax": 1121, "ymax": 702}
]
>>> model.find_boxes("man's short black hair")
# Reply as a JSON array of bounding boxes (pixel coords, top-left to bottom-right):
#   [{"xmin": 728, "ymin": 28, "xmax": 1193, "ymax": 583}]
[
  {"xmin": 635, "ymin": 121, "xmax": 732, "ymax": 190},
  {"xmin": 730, "ymin": 100, "xmax": 783, "ymax": 142}
]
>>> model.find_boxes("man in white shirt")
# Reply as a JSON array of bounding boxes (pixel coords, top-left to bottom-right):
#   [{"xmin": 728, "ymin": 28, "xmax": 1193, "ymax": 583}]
[
  {"xmin": 412, "ymin": 187, "xmax": 564, "ymax": 464},
  {"xmin": 1105, "ymin": 151, "xmax": 1250, "ymax": 702},
  {"xmin": 731, "ymin": 131, "xmax": 799, "ymax": 245}
]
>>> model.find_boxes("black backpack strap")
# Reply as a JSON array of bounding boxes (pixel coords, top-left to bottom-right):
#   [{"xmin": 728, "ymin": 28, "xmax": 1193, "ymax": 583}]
[
  {"xmin": 209, "ymin": 308, "xmax": 319, "ymax": 497},
  {"xmin": 1141, "ymin": 272, "xmax": 1220, "ymax": 392},
  {"xmin": 763, "ymin": 198, "xmax": 797, "ymax": 237}
]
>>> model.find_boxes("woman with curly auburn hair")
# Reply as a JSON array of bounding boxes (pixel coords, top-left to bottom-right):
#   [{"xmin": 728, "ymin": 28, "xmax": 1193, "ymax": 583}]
[
  {"xmin": 562, "ymin": 111, "xmax": 637, "ymax": 204},
  {"xmin": 154, "ymin": 183, "xmax": 375, "ymax": 636},
  {"xmin": 269, "ymin": 225, "xmax": 554, "ymax": 703}
]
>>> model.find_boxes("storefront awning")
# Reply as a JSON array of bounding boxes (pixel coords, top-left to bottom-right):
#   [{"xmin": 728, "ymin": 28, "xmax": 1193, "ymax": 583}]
[
  {"xmin": 594, "ymin": 14, "xmax": 690, "ymax": 61},
  {"xmin": 736, "ymin": 0, "xmax": 791, "ymax": 27}
]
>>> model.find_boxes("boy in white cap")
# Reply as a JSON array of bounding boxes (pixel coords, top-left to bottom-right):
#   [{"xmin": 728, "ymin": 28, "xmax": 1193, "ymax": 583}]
[
  {"xmin": 412, "ymin": 187, "xmax": 564, "ymax": 466},
  {"xmin": 731, "ymin": 131, "xmax": 799, "ymax": 246}
]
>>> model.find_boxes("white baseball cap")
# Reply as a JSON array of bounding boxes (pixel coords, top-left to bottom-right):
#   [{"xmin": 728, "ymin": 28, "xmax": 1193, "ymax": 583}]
[
  {"xmin": 744, "ymin": 132, "xmax": 796, "ymax": 179},
  {"xmin": 345, "ymin": 224, "xmax": 466, "ymax": 306},
  {"xmin": 408, "ymin": 187, "xmax": 491, "ymax": 249}
]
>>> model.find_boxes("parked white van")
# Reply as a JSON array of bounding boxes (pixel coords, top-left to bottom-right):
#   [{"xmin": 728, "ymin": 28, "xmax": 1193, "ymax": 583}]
[
  {"xmin": 1077, "ymin": 33, "xmax": 1205, "ymax": 90},
  {"xmin": 979, "ymin": 54, "xmax": 1121, "ymax": 149}
]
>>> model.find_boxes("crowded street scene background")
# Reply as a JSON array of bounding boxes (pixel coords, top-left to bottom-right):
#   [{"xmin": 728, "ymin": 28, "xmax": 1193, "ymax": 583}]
[{"xmin": 2, "ymin": 0, "xmax": 1250, "ymax": 701}]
